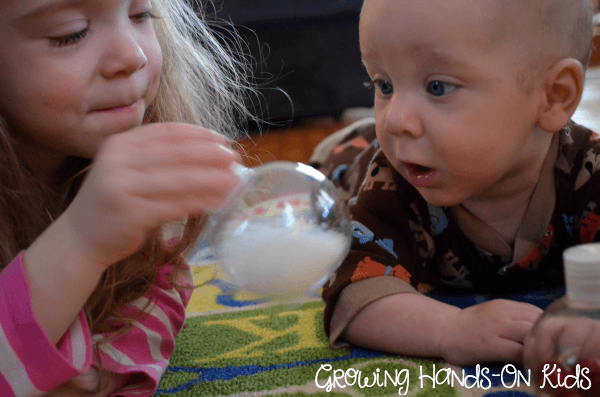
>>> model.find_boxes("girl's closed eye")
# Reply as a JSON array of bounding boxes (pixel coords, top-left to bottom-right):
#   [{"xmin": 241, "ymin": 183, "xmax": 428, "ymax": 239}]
[
  {"xmin": 48, "ymin": 11, "xmax": 158, "ymax": 47},
  {"xmin": 50, "ymin": 28, "xmax": 89, "ymax": 47},
  {"xmin": 426, "ymin": 80, "xmax": 457, "ymax": 97}
]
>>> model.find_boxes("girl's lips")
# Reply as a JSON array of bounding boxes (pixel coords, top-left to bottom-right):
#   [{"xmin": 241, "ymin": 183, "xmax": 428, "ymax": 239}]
[
  {"xmin": 98, "ymin": 101, "xmax": 138, "ymax": 113},
  {"xmin": 402, "ymin": 162, "xmax": 436, "ymax": 187}
]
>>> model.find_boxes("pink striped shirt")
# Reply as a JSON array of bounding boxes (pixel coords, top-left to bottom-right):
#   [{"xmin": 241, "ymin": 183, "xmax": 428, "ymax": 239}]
[{"xmin": 0, "ymin": 252, "xmax": 193, "ymax": 396}]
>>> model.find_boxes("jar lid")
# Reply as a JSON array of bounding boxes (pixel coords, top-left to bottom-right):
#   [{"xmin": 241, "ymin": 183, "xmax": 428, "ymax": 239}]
[{"xmin": 563, "ymin": 243, "xmax": 600, "ymax": 304}]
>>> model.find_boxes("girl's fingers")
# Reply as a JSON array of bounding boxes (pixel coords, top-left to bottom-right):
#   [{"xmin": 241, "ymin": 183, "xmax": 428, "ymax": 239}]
[
  {"xmin": 105, "ymin": 168, "xmax": 242, "ymax": 227},
  {"xmin": 133, "ymin": 122, "xmax": 230, "ymax": 144},
  {"xmin": 131, "ymin": 167, "xmax": 242, "ymax": 206},
  {"xmin": 101, "ymin": 123, "xmax": 237, "ymax": 166},
  {"xmin": 127, "ymin": 141, "xmax": 241, "ymax": 171}
]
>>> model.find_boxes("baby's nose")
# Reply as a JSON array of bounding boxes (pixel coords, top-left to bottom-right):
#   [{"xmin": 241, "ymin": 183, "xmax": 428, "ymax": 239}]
[{"xmin": 383, "ymin": 95, "xmax": 423, "ymax": 138}]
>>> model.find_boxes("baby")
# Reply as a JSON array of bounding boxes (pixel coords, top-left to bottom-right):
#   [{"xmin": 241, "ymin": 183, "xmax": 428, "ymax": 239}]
[{"xmin": 311, "ymin": 0, "xmax": 598, "ymax": 382}]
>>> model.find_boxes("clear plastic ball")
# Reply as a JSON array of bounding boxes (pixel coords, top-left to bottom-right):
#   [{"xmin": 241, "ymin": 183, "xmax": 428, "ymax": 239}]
[{"xmin": 188, "ymin": 161, "xmax": 353, "ymax": 300}]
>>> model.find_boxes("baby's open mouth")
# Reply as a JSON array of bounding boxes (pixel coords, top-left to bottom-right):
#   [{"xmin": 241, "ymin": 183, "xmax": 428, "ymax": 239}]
[
  {"xmin": 404, "ymin": 162, "xmax": 432, "ymax": 173},
  {"xmin": 403, "ymin": 162, "xmax": 436, "ymax": 187}
]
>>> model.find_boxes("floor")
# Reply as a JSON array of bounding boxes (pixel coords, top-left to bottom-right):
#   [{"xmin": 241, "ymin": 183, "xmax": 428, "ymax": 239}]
[
  {"xmin": 241, "ymin": 66, "xmax": 600, "ymax": 166},
  {"xmin": 240, "ymin": 117, "xmax": 353, "ymax": 166}
]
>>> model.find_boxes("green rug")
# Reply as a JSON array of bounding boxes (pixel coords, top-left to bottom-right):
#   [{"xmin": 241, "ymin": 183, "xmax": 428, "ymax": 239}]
[{"xmin": 154, "ymin": 264, "xmax": 552, "ymax": 396}]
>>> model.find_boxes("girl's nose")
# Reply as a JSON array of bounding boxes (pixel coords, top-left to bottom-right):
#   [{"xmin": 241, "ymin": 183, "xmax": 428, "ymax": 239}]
[
  {"xmin": 101, "ymin": 29, "xmax": 148, "ymax": 79},
  {"xmin": 383, "ymin": 94, "xmax": 424, "ymax": 139}
]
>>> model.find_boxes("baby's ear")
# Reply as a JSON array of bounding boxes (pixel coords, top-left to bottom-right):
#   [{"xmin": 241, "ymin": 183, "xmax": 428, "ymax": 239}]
[{"xmin": 538, "ymin": 58, "xmax": 585, "ymax": 133}]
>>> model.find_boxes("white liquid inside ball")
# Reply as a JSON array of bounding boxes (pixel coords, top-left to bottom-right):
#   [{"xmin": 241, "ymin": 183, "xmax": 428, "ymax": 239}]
[{"xmin": 218, "ymin": 221, "xmax": 349, "ymax": 298}]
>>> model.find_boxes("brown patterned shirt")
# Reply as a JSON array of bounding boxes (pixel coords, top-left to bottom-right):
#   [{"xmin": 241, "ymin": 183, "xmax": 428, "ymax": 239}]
[{"xmin": 310, "ymin": 118, "xmax": 600, "ymax": 348}]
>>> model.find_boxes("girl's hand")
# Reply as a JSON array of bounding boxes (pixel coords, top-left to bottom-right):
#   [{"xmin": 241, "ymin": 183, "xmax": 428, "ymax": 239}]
[
  {"xmin": 439, "ymin": 299, "xmax": 543, "ymax": 365},
  {"xmin": 63, "ymin": 122, "xmax": 242, "ymax": 270}
]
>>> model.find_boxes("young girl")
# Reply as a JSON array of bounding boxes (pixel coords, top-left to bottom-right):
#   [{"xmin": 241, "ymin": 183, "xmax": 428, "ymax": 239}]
[{"xmin": 0, "ymin": 0, "xmax": 256, "ymax": 395}]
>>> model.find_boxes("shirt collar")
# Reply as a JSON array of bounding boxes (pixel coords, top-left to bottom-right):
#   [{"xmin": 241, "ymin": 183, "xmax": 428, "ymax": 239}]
[{"xmin": 449, "ymin": 131, "xmax": 559, "ymax": 263}]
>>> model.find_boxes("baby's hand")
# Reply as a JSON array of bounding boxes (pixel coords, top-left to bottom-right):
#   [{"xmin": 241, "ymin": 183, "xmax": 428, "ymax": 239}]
[
  {"xmin": 439, "ymin": 299, "xmax": 543, "ymax": 366},
  {"xmin": 523, "ymin": 317, "xmax": 600, "ymax": 397},
  {"xmin": 62, "ymin": 123, "xmax": 242, "ymax": 270}
]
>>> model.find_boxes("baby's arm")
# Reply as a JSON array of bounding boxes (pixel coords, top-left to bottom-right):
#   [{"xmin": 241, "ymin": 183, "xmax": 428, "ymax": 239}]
[{"xmin": 343, "ymin": 292, "xmax": 543, "ymax": 365}]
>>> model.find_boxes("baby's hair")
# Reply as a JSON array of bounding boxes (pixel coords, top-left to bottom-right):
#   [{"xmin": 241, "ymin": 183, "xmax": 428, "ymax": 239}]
[
  {"xmin": 0, "ymin": 0, "xmax": 257, "ymax": 393},
  {"xmin": 493, "ymin": 0, "xmax": 594, "ymax": 96},
  {"xmin": 498, "ymin": 0, "xmax": 594, "ymax": 70}
]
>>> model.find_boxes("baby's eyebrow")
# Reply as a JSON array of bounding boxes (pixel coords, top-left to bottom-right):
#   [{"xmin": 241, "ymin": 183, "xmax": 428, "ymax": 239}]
[
  {"xmin": 361, "ymin": 48, "xmax": 474, "ymax": 74},
  {"xmin": 419, "ymin": 49, "xmax": 472, "ymax": 71},
  {"xmin": 16, "ymin": 0, "xmax": 84, "ymax": 22}
]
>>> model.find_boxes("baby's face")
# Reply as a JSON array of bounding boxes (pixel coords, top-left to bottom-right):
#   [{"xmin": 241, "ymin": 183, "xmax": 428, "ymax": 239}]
[
  {"xmin": 360, "ymin": 0, "xmax": 550, "ymax": 208},
  {"xmin": 0, "ymin": 0, "xmax": 162, "ymax": 170}
]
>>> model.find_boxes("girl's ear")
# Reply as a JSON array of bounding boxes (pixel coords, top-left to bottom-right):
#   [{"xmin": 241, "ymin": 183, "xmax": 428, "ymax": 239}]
[{"xmin": 538, "ymin": 58, "xmax": 585, "ymax": 133}]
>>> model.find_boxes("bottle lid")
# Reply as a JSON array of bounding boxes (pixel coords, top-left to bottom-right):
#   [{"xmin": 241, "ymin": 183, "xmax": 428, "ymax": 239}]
[{"xmin": 563, "ymin": 243, "xmax": 600, "ymax": 304}]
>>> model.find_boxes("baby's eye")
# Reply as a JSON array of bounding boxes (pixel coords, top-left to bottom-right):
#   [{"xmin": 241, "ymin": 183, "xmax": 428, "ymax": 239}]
[
  {"xmin": 426, "ymin": 81, "xmax": 457, "ymax": 97},
  {"xmin": 365, "ymin": 80, "xmax": 394, "ymax": 96},
  {"xmin": 376, "ymin": 80, "xmax": 394, "ymax": 96}
]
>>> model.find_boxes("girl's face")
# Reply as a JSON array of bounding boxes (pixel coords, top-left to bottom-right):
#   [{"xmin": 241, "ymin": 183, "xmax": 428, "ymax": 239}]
[{"xmin": 0, "ymin": 0, "xmax": 162, "ymax": 175}]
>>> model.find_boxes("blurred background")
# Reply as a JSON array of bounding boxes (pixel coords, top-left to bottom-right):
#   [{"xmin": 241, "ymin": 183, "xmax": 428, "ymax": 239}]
[
  {"xmin": 194, "ymin": 0, "xmax": 600, "ymax": 165},
  {"xmin": 201, "ymin": 0, "xmax": 371, "ymax": 131}
]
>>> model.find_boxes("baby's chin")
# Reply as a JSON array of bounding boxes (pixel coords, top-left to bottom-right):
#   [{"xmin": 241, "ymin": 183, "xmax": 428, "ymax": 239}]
[{"xmin": 413, "ymin": 188, "xmax": 464, "ymax": 209}]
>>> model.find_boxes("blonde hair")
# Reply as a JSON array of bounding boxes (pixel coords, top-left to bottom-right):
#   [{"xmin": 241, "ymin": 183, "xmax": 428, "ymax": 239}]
[
  {"xmin": 149, "ymin": 0, "xmax": 255, "ymax": 141},
  {"xmin": 0, "ymin": 0, "xmax": 256, "ymax": 393}
]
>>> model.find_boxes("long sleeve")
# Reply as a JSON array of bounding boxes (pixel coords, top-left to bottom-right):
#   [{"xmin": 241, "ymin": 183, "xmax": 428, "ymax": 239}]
[
  {"xmin": 99, "ymin": 262, "xmax": 193, "ymax": 397},
  {"xmin": 321, "ymin": 151, "xmax": 436, "ymax": 347},
  {"xmin": 310, "ymin": 119, "xmax": 436, "ymax": 347},
  {"xmin": 0, "ymin": 252, "xmax": 193, "ymax": 397},
  {"xmin": 0, "ymin": 252, "xmax": 93, "ymax": 396}
]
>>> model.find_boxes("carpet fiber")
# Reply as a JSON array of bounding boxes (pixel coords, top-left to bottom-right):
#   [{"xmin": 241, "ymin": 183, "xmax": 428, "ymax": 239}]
[{"xmin": 155, "ymin": 261, "xmax": 563, "ymax": 397}]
